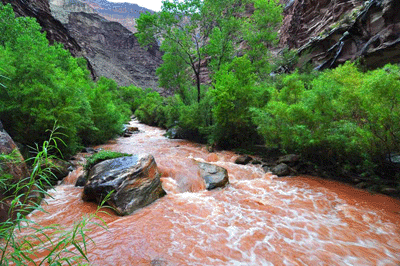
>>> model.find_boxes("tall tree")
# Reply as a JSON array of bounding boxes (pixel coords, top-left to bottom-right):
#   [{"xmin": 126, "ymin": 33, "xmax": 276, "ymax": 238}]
[
  {"xmin": 137, "ymin": 0, "xmax": 206, "ymax": 102},
  {"xmin": 137, "ymin": 0, "xmax": 282, "ymax": 101}
]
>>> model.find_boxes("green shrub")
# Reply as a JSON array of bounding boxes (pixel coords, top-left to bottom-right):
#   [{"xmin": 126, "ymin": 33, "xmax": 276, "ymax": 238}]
[
  {"xmin": 0, "ymin": 4, "xmax": 131, "ymax": 155},
  {"xmin": 84, "ymin": 151, "xmax": 132, "ymax": 171},
  {"xmin": 209, "ymin": 56, "xmax": 263, "ymax": 147},
  {"xmin": 252, "ymin": 62, "xmax": 400, "ymax": 177},
  {"xmin": 134, "ymin": 91, "xmax": 165, "ymax": 126},
  {"xmin": 116, "ymin": 85, "xmax": 147, "ymax": 112}
]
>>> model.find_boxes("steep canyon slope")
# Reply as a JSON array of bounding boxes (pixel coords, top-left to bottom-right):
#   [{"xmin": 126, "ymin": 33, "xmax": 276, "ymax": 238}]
[
  {"xmin": 280, "ymin": 0, "xmax": 400, "ymax": 69},
  {"xmin": 67, "ymin": 11, "xmax": 162, "ymax": 89}
]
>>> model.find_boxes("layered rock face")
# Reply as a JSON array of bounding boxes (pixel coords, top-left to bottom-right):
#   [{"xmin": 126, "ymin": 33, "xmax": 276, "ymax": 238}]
[
  {"xmin": 83, "ymin": 155, "xmax": 166, "ymax": 216},
  {"xmin": 67, "ymin": 11, "xmax": 162, "ymax": 89},
  {"xmin": 50, "ymin": 0, "xmax": 96, "ymax": 24},
  {"xmin": 280, "ymin": 0, "xmax": 400, "ymax": 69},
  {"xmin": 80, "ymin": 0, "xmax": 154, "ymax": 33}
]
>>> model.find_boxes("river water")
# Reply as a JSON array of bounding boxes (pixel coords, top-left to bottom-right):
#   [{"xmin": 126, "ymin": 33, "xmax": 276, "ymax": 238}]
[{"xmin": 28, "ymin": 119, "xmax": 400, "ymax": 265}]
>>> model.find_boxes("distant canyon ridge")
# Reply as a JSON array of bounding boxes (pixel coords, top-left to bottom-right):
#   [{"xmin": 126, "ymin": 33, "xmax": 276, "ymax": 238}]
[{"xmin": 1, "ymin": 0, "xmax": 399, "ymax": 91}]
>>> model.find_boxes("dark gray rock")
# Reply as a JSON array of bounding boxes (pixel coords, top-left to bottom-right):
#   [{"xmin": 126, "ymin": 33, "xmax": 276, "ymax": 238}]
[
  {"xmin": 234, "ymin": 155, "xmax": 253, "ymax": 165},
  {"xmin": 271, "ymin": 163, "xmax": 290, "ymax": 176},
  {"xmin": 0, "ymin": 120, "xmax": 3, "ymax": 132},
  {"xmin": 75, "ymin": 171, "xmax": 88, "ymax": 187},
  {"xmin": 198, "ymin": 162, "xmax": 229, "ymax": 190},
  {"xmin": 83, "ymin": 154, "xmax": 166, "ymax": 215},
  {"xmin": 262, "ymin": 165, "xmax": 270, "ymax": 173}
]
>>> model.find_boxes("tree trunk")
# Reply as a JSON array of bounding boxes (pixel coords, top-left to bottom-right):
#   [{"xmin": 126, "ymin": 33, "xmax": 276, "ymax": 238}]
[{"xmin": 196, "ymin": 72, "xmax": 201, "ymax": 103}]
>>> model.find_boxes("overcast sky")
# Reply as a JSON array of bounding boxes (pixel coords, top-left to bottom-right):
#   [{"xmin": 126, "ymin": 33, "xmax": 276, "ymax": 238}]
[{"xmin": 107, "ymin": 0, "xmax": 162, "ymax": 11}]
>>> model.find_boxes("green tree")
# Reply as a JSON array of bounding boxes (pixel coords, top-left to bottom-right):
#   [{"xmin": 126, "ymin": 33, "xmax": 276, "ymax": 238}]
[
  {"xmin": 137, "ymin": 0, "xmax": 206, "ymax": 102},
  {"xmin": 137, "ymin": 0, "xmax": 282, "ymax": 101}
]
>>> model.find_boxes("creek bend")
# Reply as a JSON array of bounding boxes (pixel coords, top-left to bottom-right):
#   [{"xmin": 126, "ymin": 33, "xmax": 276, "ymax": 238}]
[{"xmin": 29, "ymin": 119, "xmax": 400, "ymax": 265}]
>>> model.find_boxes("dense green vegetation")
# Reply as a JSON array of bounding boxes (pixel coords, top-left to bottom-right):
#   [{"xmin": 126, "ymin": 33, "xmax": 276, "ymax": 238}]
[
  {"xmin": 135, "ymin": 0, "xmax": 400, "ymax": 186},
  {"xmin": 0, "ymin": 4, "xmax": 143, "ymax": 156}
]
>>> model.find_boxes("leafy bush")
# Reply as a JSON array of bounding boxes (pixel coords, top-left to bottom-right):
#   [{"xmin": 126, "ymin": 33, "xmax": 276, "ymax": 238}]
[
  {"xmin": 0, "ymin": 4, "xmax": 133, "ymax": 155},
  {"xmin": 252, "ymin": 62, "xmax": 400, "ymax": 177},
  {"xmin": 116, "ymin": 85, "xmax": 147, "ymax": 112},
  {"xmin": 209, "ymin": 56, "xmax": 264, "ymax": 147},
  {"xmin": 134, "ymin": 91, "xmax": 165, "ymax": 126}
]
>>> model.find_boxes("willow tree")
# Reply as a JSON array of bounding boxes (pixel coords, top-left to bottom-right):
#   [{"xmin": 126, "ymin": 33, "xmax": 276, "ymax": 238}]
[{"xmin": 137, "ymin": 0, "xmax": 282, "ymax": 102}]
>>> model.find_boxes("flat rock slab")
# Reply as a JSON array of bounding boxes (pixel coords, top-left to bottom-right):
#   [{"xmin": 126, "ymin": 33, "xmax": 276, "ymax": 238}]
[
  {"xmin": 83, "ymin": 154, "xmax": 165, "ymax": 215},
  {"xmin": 198, "ymin": 162, "xmax": 229, "ymax": 190}
]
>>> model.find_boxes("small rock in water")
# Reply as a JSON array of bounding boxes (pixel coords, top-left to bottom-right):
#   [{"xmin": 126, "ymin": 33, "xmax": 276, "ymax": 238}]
[
  {"xmin": 271, "ymin": 163, "xmax": 290, "ymax": 176},
  {"xmin": 198, "ymin": 162, "xmax": 229, "ymax": 190},
  {"xmin": 234, "ymin": 155, "xmax": 253, "ymax": 165},
  {"xmin": 262, "ymin": 165, "xmax": 270, "ymax": 173},
  {"xmin": 151, "ymin": 259, "xmax": 168, "ymax": 266},
  {"xmin": 75, "ymin": 171, "xmax": 88, "ymax": 187}
]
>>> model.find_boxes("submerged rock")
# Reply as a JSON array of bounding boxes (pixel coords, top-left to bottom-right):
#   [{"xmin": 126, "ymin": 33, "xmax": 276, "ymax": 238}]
[
  {"xmin": 198, "ymin": 162, "xmax": 229, "ymax": 190},
  {"xmin": 83, "ymin": 154, "xmax": 166, "ymax": 215}
]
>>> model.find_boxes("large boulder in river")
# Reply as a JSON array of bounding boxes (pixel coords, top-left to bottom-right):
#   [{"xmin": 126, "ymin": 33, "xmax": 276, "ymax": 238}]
[
  {"xmin": 198, "ymin": 162, "xmax": 229, "ymax": 190},
  {"xmin": 82, "ymin": 154, "xmax": 166, "ymax": 216}
]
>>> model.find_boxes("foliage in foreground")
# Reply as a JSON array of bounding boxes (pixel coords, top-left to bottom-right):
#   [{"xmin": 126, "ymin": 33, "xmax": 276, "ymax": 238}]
[
  {"xmin": 0, "ymin": 127, "xmax": 108, "ymax": 265},
  {"xmin": 0, "ymin": 3, "xmax": 144, "ymax": 156}
]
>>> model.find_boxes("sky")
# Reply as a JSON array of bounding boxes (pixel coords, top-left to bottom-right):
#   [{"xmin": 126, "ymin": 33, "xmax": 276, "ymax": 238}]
[{"xmin": 107, "ymin": 0, "xmax": 163, "ymax": 12}]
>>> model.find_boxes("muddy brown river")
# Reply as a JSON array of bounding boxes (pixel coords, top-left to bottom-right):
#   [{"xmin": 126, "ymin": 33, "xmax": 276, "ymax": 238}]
[{"xmin": 28, "ymin": 119, "xmax": 400, "ymax": 265}]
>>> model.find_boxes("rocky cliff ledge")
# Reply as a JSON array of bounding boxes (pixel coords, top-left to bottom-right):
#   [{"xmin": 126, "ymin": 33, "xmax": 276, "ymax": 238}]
[
  {"xmin": 67, "ymin": 12, "xmax": 162, "ymax": 89},
  {"xmin": 280, "ymin": 0, "xmax": 400, "ymax": 69}
]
